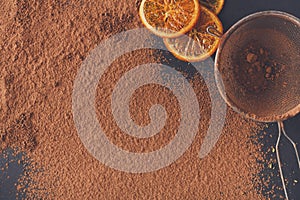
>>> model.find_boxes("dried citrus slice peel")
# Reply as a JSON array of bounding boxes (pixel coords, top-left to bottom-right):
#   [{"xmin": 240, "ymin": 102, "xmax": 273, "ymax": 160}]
[
  {"xmin": 200, "ymin": 0, "xmax": 225, "ymax": 14},
  {"xmin": 164, "ymin": 6, "xmax": 223, "ymax": 62},
  {"xmin": 139, "ymin": 0, "xmax": 200, "ymax": 38}
]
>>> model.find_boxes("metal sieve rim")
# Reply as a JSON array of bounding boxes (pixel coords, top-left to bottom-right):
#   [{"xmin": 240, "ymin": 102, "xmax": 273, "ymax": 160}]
[{"xmin": 214, "ymin": 10, "xmax": 300, "ymax": 122}]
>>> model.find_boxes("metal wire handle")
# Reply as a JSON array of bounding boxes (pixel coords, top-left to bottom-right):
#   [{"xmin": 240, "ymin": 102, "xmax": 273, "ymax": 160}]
[
  {"xmin": 276, "ymin": 121, "xmax": 300, "ymax": 200},
  {"xmin": 206, "ymin": 26, "xmax": 223, "ymax": 38}
]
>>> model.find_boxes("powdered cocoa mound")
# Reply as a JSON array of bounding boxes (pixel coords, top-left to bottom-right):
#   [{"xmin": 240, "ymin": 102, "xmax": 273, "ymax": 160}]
[{"xmin": 0, "ymin": 1, "xmax": 273, "ymax": 199}]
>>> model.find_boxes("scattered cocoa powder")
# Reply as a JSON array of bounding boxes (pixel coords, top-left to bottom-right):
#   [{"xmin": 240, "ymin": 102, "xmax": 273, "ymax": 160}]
[
  {"xmin": 0, "ymin": 0, "xmax": 282, "ymax": 199},
  {"xmin": 0, "ymin": 113, "xmax": 37, "ymax": 152}
]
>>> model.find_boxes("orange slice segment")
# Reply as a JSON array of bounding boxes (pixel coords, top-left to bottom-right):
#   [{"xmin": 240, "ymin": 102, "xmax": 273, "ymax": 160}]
[
  {"xmin": 164, "ymin": 6, "xmax": 223, "ymax": 62},
  {"xmin": 139, "ymin": 0, "xmax": 200, "ymax": 38},
  {"xmin": 200, "ymin": 0, "xmax": 225, "ymax": 14}
]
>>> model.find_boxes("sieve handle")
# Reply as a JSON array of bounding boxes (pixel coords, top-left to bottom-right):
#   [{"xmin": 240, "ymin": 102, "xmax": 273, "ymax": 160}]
[
  {"xmin": 276, "ymin": 121, "xmax": 300, "ymax": 200},
  {"xmin": 206, "ymin": 26, "xmax": 223, "ymax": 38},
  {"xmin": 279, "ymin": 122, "xmax": 300, "ymax": 169}
]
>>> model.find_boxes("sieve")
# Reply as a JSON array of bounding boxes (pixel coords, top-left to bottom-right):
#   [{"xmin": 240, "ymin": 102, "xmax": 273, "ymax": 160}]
[{"xmin": 210, "ymin": 11, "xmax": 300, "ymax": 200}]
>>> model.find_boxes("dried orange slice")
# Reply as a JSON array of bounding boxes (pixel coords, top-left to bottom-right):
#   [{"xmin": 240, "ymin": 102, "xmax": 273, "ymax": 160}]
[
  {"xmin": 200, "ymin": 0, "xmax": 225, "ymax": 14},
  {"xmin": 139, "ymin": 0, "xmax": 200, "ymax": 38},
  {"xmin": 164, "ymin": 6, "xmax": 223, "ymax": 62}
]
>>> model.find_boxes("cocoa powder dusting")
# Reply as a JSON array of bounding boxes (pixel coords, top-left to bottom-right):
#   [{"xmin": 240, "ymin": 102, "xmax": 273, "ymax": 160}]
[{"xmin": 0, "ymin": 0, "xmax": 280, "ymax": 199}]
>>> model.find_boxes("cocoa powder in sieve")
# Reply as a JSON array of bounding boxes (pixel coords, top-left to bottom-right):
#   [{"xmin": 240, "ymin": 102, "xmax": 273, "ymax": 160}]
[{"xmin": 235, "ymin": 41, "xmax": 287, "ymax": 93}]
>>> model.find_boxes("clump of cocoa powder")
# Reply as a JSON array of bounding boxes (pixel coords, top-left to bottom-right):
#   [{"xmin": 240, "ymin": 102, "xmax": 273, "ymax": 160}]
[
  {"xmin": 235, "ymin": 41, "xmax": 287, "ymax": 93},
  {"xmin": 0, "ymin": 113, "xmax": 37, "ymax": 152}
]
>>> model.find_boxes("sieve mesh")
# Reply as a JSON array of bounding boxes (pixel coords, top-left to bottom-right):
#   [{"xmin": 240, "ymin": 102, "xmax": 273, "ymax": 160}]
[{"xmin": 215, "ymin": 11, "xmax": 300, "ymax": 122}]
